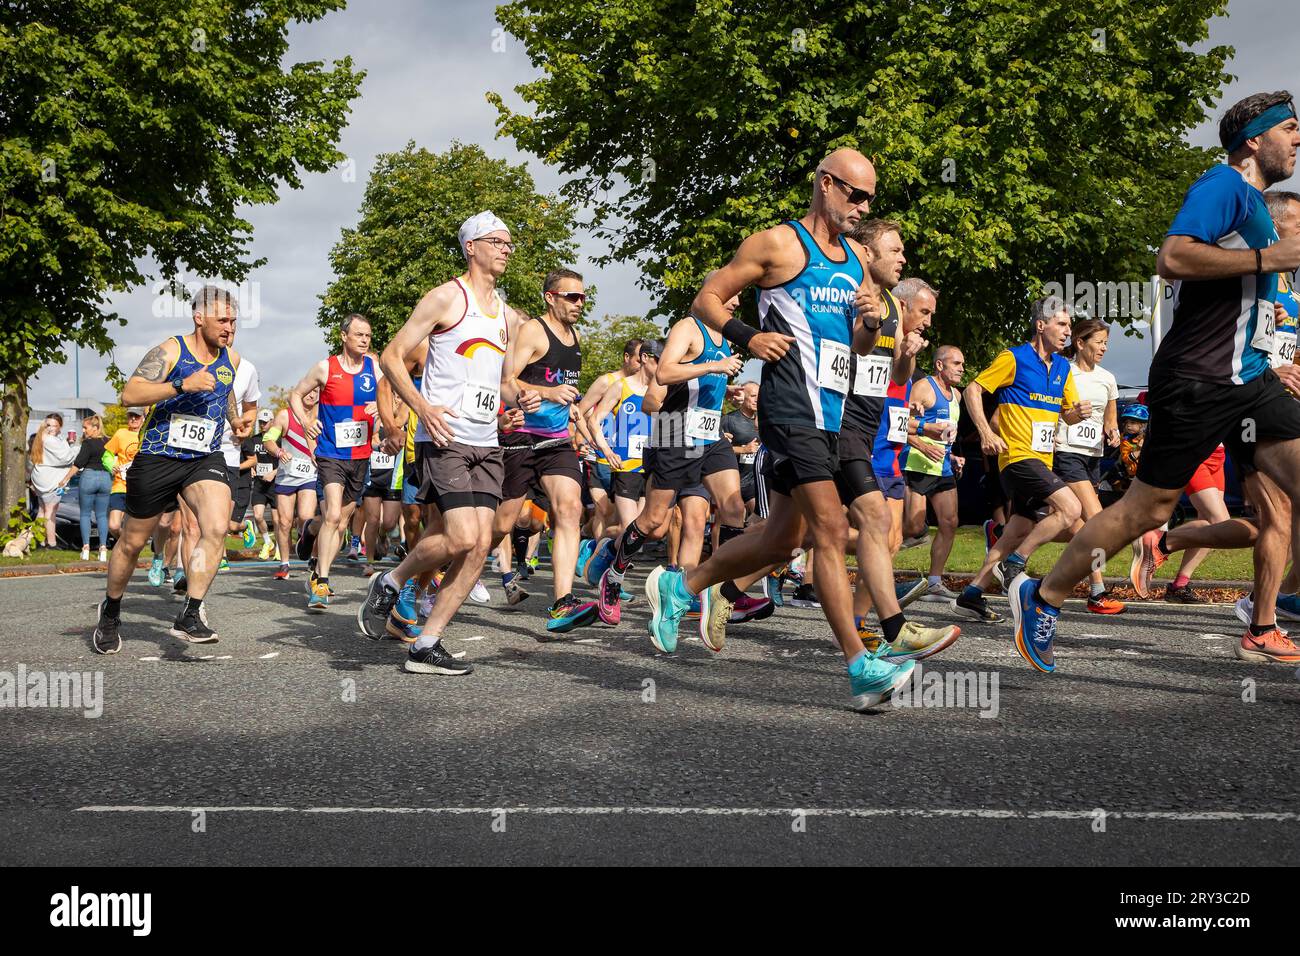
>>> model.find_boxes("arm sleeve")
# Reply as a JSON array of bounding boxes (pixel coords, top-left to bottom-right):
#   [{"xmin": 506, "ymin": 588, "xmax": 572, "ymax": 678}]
[
  {"xmin": 1166, "ymin": 167, "xmax": 1249, "ymax": 244},
  {"xmin": 973, "ymin": 350, "xmax": 1017, "ymax": 394}
]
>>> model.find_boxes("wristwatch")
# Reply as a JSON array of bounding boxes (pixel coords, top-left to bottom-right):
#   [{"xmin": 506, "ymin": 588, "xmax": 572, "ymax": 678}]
[{"xmin": 170, "ymin": 374, "xmax": 184, "ymax": 395}]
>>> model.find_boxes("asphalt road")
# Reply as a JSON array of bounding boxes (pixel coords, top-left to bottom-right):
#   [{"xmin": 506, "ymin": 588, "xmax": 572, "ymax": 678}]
[{"xmin": 2, "ymin": 559, "xmax": 1298, "ymax": 866}]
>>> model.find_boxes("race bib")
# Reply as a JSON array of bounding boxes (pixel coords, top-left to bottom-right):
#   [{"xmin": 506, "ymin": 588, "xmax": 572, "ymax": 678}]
[
  {"xmin": 1031, "ymin": 420, "xmax": 1057, "ymax": 454},
  {"xmin": 627, "ymin": 433, "xmax": 648, "ymax": 460},
  {"xmin": 853, "ymin": 354, "xmax": 891, "ymax": 398},
  {"xmin": 1066, "ymin": 419, "xmax": 1102, "ymax": 450},
  {"xmin": 817, "ymin": 341, "xmax": 851, "ymax": 393},
  {"xmin": 886, "ymin": 405, "xmax": 909, "ymax": 444},
  {"xmin": 369, "ymin": 450, "xmax": 396, "ymax": 471},
  {"xmin": 739, "ymin": 453, "xmax": 756, "ymax": 465},
  {"xmin": 1274, "ymin": 330, "xmax": 1297, "ymax": 367},
  {"xmin": 166, "ymin": 414, "xmax": 216, "ymax": 453},
  {"xmin": 254, "ymin": 462, "xmax": 275, "ymax": 478},
  {"xmin": 334, "ymin": 420, "xmax": 367, "ymax": 448},
  {"xmin": 287, "ymin": 457, "xmax": 316, "ymax": 480},
  {"xmin": 1251, "ymin": 300, "xmax": 1276, "ymax": 353},
  {"xmin": 686, "ymin": 407, "xmax": 721, "ymax": 442},
  {"xmin": 461, "ymin": 380, "xmax": 500, "ymax": 424}
]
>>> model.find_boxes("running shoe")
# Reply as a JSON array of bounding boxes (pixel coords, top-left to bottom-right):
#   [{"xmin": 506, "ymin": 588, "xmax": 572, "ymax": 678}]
[
  {"xmin": 169, "ymin": 609, "xmax": 218, "ymax": 644},
  {"xmin": 148, "ymin": 556, "xmax": 165, "ymax": 587},
  {"xmin": 80, "ymin": 545, "xmax": 90, "ymax": 561},
  {"xmin": 620, "ymin": 588, "xmax": 635, "ymax": 603},
  {"xmin": 982, "ymin": 519, "xmax": 1001, "ymax": 557},
  {"xmin": 729, "ymin": 594, "xmax": 774, "ymax": 624},
  {"xmin": 393, "ymin": 579, "xmax": 418, "ymax": 625},
  {"xmin": 585, "ymin": 538, "xmax": 615, "ymax": 587},
  {"xmin": 645, "ymin": 565, "xmax": 692, "ymax": 654},
  {"xmin": 218, "ymin": 557, "xmax": 230, "ymax": 572},
  {"xmin": 895, "ymin": 578, "xmax": 928, "ymax": 611},
  {"xmin": 953, "ymin": 590, "xmax": 1003, "ymax": 623},
  {"xmin": 172, "ymin": 572, "xmax": 187, "ymax": 600},
  {"xmin": 849, "ymin": 652, "xmax": 915, "ymax": 711},
  {"xmin": 1235, "ymin": 628, "xmax": 1300, "ymax": 664},
  {"xmin": 503, "ymin": 571, "xmax": 529, "ymax": 606},
  {"xmin": 545, "ymin": 594, "xmax": 600, "ymax": 635},
  {"xmin": 763, "ymin": 571, "xmax": 784, "ymax": 607},
  {"xmin": 241, "ymin": 519, "xmax": 257, "ymax": 549},
  {"xmin": 1129, "ymin": 529, "xmax": 1165, "ymax": 599},
  {"xmin": 296, "ymin": 526, "xmax": 315, "ymax": 561},
  {"xmin": 98, "ymin": 547, "xmax": 108, "ymax": 563},
  {"xmin": 526, "ymin": 555, "xmax": 540, "ymax": 572},
  {"xmin": 358, "ymin": 572, "xmax": 400, "ymax": 639},
  {"xmin": 596, "ymin": 568, "xmax": 622, "ymax": 625},
  {"xmin": 1277, "ymin": 592, "xmax": 1300, "ymax": 621},
  {"xmin": 789, "ymin": 583, "xmax": 820, "ymax": 608},
  {"xmin": 258, "ymin": 536, "xmax": 275, "ymax": 561},
  {"xmin": 1008, "ymin": 573, "xmax": 1057, "ymax": 673},
  {"xmin": 469, "ymin": 579, "xmax": 491, "ymax": 604},
  {"xmin": 900, "ymin": 533, "xmax": 930, "ymax": 550},
  {"xmin": 305, "ymin": 557, "xmax": 317, "ymax": 595},
  {"xmin": 404, "ymin": 641, "xmax": 474, "ymax": 675},
  {"xmin": 92, "ymin": 600, "xmax": 122, "ymax": 655},
  {"xmin": 386, "ymin": 615, "xmax": 422, "ymax": 643},
  {"xmin": 1162, "ymin": 584, "xmax": 1202, "ymax": 604},
  {"xmin": 856, "ymin": 619, "xmax": 881, "ymax": 642},
  {"xmin": 274, "ymin": 564, "xmax": 290, "ymax": 580},
  {"xmin": 923, "ymin": 580, "xmax": 961, "ymax": 602},
  {"xmin": 163, "ymin": 567, "xmax": 174, "ymax": 585},
  {"xmin": 307, "ymin": 581, "xmax": 330, "ymax": 611},
  {"xmin": 1087, "ymin": 591, "xmax": 1126, "ymax": 614},
  {"xmin": 417, "ymin": 588, "xmax": 437, "ymax": 620},
  {"xmin": 866, "ymin": 621, "xmax": 961, "ymax": 662},
  {"xmin": 992, "ymin": 558, "xmax": 1024, "ymax": 591},
  {"xmin": 347, "ymin": 535, "xmax": 361, "ymax": 560},
  {"xmin": 576, "ymin": 538, "xmax": 596, "ymax": 579},
  {"xmin": 698, "ymin": 584, "xmax": 733, "ymax": 652},
  {"xmin": 1235, "ymin": 594, "xmax": 1253, "ymax": 627}
]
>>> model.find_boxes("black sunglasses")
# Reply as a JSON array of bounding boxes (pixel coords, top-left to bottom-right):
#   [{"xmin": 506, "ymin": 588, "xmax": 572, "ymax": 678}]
[
  {"xmin": 826, "ymin": 172, "xmax": 875, "ymax": 206},
  {"xmin": 550, "ymin": 291, "xmax": 587, "ymax": 303}
]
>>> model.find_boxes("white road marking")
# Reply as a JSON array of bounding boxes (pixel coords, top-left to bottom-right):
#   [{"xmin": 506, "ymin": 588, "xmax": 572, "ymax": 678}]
[
  {"xmin": 139, "ymin": 656, "xmax": 160, "ymax": 662},
  {"xmin": 1199, "ymin": 634, "xmax": 1230, "ymax": 640},
  {"xmin": 574, "ymin": 639, "xmax": 603, "ymax": 645},
  {"xmin": 460, "ymin": 636, "xmax": 485, "ymax": 642},
  {"xmin": 72, "ymin": 805, "xmax": 1300, "ymax": 822},
  {"xmin": 258, "ymin": 652, "xmax": 280, "ymax": 659}
]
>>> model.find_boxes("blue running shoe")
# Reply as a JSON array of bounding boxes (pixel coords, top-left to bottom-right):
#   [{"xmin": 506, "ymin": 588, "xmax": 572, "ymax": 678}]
[
  {"xmin": 1277, "ymin": 592, "xmax": 1300, "ymax": 622},
  {"xmin": 148, "ymin": 556, "xmax": 165, "ymax": 587},
  {"xmin": 764, "ymin": 571, "xmax": 784, "ymax": 607},
  {"xmin": 645, "ymin": 565, "xmax": 692, "ymax": 653},
  {"xmin": 848, "ymin": 652, "xmax": 916, "ymax": 711},
  {"xmin": 1008, "ymin": 573, "xmax": 1058, "ymax": 673},
  {"xmin": 386, "ymin": 615, "xmax": 421, "ymax": 643},
  {"xmin": 585, "ymin": 538, "xmax": 616, "ymax": 587},
  {"xmin": 620, "ymin": 588, "xmax": 635, "ymax": 603},
  {"xmin": 393, "ymin": 578, "xmax": 418, "ymax": 624},
  {"xmin": 576, "ymin": 538, "xmax": 596, "ymax": 579},
  {"xmin": 895, "ymin": 578, "xmax": 928, "ymax": 611},
  {"xmin": 545, "ymin": 594, "xmax": 600, "ymax": 636}
]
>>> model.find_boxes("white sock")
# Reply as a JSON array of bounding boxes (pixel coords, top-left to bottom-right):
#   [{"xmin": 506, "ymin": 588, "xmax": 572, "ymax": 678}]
[
  {"xmin": 928, "ymin": 574, "xmax": 941, "ymax": 588},
  {"xmin": 383, "ymin": 570, "xmax": 401, "ymax": 592},
  {"xmin": 413, "ymin": 634, "xmax": 440, "ymax": 652}
]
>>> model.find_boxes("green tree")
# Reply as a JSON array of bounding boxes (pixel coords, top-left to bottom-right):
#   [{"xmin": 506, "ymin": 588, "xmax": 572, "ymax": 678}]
[
  {"xmin": 0, "ymin": 1, "xmax": 363, "ymax": 511},
  {"xmin": 319, "ymin": 141, "xmax": 582, "ymax": 352},
  {"xmin": 575, "ymin": 313, "xmax": 665, "ymax": 392},
  {"xmin": 491, "ymin": 0, "xmax": 1231, "ymax": 368}
]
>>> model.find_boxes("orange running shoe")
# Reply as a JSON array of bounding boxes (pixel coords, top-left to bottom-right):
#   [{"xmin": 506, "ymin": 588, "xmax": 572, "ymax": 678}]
[
  {"xmin": 1236, "ymin": 628, "xmax": 1300, "ymax": 663},
  {"xmin": 1128, "ymin": 529, "xmax": 1166, "ymax": 598},
  {"xmin": 1087, "ymin": 591, "xmax": 1126, "ymax": 614}
]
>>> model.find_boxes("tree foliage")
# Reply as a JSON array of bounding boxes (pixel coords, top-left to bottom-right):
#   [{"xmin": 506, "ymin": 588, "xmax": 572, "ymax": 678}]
[
  {"xmin": 491, "ymin": 0, "xmax": 1232, "ymax": 368},
  {"xmin": 575, "ymin": 313, "xmax": 665, "ymax": 392},
  {"xmin": 319, "ymin": 141, "xmax": 582, "ymax": 353}
]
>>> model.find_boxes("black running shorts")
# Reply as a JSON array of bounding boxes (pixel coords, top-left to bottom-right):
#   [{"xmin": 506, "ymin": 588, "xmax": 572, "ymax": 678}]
[
  {"xmin": 125, "ymin": 452, "xmax": 229, "ymax": 520},
  {"xmin": 760, "ymin": 422, "xmax": 840, "ymax": 498},
  {"xmin": 1000, "ymin": 458, "xmax": 1068, "ymax": 521}
]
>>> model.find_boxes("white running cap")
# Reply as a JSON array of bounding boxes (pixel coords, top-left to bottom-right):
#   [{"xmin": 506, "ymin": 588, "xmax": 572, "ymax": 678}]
[{"xmin": 458, "ymin": 211, "xmax": 510, "ymax": 259}]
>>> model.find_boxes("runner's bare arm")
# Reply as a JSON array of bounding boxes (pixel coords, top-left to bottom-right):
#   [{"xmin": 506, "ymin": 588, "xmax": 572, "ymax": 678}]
[
  {"xmin": 691, "ymin": 229, "xmax": 797, "ymax": 361},
  {"xmin": 501, "ymin": 319, "xmax": 547, "ymax": 408},
  {"xmin": 586, "ymin": 378, "xmax": 627, "ymax": 466},
  {"xmin": 289, "ymin": 359, "xmax": 329, "ymax": 440},
  {"xmin": 642, "ymin": 380, "xmax": 667, "ymax": 414},
  {"xmin": 1159, "ymin": 233, "xmax": 1300, "ymax": 280},
  {"xmin": 121, "ymin": 339, "xmax": 185, "ymax": 406},
  {"xmin": 380, "ymin": 284, "xmax": 459, "ymax": 412},
  {"xmin": 657, "ymin": 320, "xmax": 742, "ymax": 385}
]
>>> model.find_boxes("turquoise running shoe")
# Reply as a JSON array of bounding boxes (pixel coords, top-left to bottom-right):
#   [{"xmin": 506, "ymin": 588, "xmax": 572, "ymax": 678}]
[
  {"xmin": 241, "ymin": 519, "xmax": 257, "ymax": 549},
  {"xmin": 393, "ymin": 578, "xmax": 418, "ymax": 625},
  {"xmin": 585, "ymin": 538, "xmax": 615, "ymax": 587},
  {"xmin": 849, "ymin": 652, "xmax": 916, "ymax": 711},
  {"xmin": 645, "ymin": 565, "xmax": 692, "ymax": 653},
  {"xmin": 576, "ymin": 538, "xmax": 596, "ymax": 579},
  {"xmin": 148, "ymin": 556, "xmax": 165, "ymax": 587}
]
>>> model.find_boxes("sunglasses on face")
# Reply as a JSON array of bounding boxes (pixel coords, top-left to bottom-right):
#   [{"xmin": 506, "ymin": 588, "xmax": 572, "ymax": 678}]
[
  {"xmin": 550, "ymin": 291, "xmax": 587, "ymax": 304},
  {"xmin": 826, "ymin": 172, "xmax": 876, "ymax": 206}
]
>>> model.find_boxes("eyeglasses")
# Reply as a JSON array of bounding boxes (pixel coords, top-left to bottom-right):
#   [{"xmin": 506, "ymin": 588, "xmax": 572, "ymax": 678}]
[
  {"xmin": 549, "ymin": 291, "xmax": 587, "ymax": 304},
  {"xmin": 825, "ymin": 172, "xmax": 875, "ymax": 206},
  {"xmin": 474, "ymin": 237, "xmax": 514, "ymax": 253}
]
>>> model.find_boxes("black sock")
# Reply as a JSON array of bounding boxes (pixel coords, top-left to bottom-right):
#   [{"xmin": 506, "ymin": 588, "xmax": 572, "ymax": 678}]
[
  {"xmin": 1156, "ymin": 531, "xmax": 1170, "ymax": 556},
  {"xmin": 103, "ymin": 595, "xmax": 121, "ymax": 618},
  {"xmin": 183, "ymin": 596, "xmax": 203, "ymax": 618},
  {"xmin": 718, "ymin": 524, "xmax": 745, "ymax": 546},
  {"xmin": 881, "ymin": 613, "xmax": 905, "ymax": 643},
  {"xmin": 1250, "ymin": 622, "xmax": 1276, "ymax": 637},
  {"xmin": 613, "ymin": 521, "xmax": 647, "ymax": 574},
  {"xmin": 511, "ymin": 528, "xmax": 531, "ymax": 563},
  {"xmin": 318, "ymin": 576, "xmax": 328, "ymax": 586},
  {"xmin": 721, "ymin": 580, "xmax": 745, "ymax": 602}
]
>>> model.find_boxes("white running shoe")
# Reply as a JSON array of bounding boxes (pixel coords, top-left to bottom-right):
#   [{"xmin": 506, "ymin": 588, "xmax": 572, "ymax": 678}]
[
  {"xmin": 469, "ymin": 579, "xmax": 491, "ymax": 604},
  {"xmin": 80, "ymin": 545, "xmax": 90, "ymax": 561},
  {"xmin": 98, "ymin": 547, "xmax": 108, "ymax": 563}
]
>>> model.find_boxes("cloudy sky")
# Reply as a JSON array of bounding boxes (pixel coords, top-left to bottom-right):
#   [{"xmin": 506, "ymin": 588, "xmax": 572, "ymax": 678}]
[{"xmin": 31, "ymin": 0, "xmax": 1296, "ymax": 409}]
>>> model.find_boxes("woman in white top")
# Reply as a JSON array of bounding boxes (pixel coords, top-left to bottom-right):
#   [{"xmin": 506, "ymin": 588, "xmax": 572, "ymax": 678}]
[
  {"xmin": 1053, "ymin": 318, "xmax": 1122, "ymax": 613},
  {"xmin": 28, "ymin": 414, "xmax": 76, "ymax": 548}
]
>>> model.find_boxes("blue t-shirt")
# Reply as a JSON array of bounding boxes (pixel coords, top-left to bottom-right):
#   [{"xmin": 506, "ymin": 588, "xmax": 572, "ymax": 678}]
[{"xmin": 1153, "ymin": 164, "xmax": 1279, "ymax": 385}]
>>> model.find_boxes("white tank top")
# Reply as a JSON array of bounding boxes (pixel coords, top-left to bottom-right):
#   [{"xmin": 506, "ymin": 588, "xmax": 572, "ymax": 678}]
[
  {"xmin": 416, "ymin": 277, "xmax": 510, "ymax": 448},
  {"xmin": 276, "ymin": 407, "xmax": 318, "ymax": 487}
]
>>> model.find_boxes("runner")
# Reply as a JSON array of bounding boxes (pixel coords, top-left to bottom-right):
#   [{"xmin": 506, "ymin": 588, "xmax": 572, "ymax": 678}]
[
  {"xmin": 91, "ymin": 286, "xmax": 243, "ymax": 653},
  {"xmin": 902, "ymin": 346, "xmax": 965, "ymax": 601},
  {"xmin": 361, "ymin": 423, "xmax": 404, "ymax": 571},
  {"xmin": 264, "ymin": 389, "xmax": 320, "ymax": 580},
  {"xmin": 591, "ymin": 294, "xmax": 749, "ymax": 628},
  {"xmin": 955, "ymin": 296, "xmax": 1090, "ymax": 623},
  {"xmin": 249, "ymin": 409, "xmax": 279, "ymax": 560},
  {"xmin": 104, "ymin": 407, "xmax": 145, "ymax": 545},
  {"xmin": 586, "ymin": 339, "xmax": 659, "ymax": 548},
  {"xmin": 1050, "ymin": 317, "xmax": 1125, "ymax": 613},
  {"xmin": 722, "ymin": 381, "xmax": 760, "ymax": 515},
  {"xmin": 638, "ymin": 148, "xmax": 921, "ymax": 710},
  {"xmin": 218, "ymin": 354, "xmax": 262, "ymax": 555},
  {"xmin": 358, "ymin": 211, "xmax": 537, "ymax": 675},
  {"xmin": 577, "ymin": 339, "xmax": 642, "ymax": 549},
  {"xmin": 288, "ymin": 314, "xmax": 382, "ymax": 610},
  {"xmin": 495, "ymin": 268, "xmax": 597, "ymax": 633},
  {"xmin": 1011, "ymin": 91, "xmax": 1300, "ymax": 670}
]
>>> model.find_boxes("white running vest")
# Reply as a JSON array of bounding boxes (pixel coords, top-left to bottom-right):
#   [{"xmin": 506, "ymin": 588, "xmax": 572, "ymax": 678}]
[{"xmin": 415, "ymin": 277, "xmax": 510, "ymax": 448}]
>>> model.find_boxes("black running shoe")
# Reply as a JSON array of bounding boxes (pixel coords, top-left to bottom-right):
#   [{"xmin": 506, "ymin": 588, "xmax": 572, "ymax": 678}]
[
  {"xmin": 789, "ymin": 583, "xmax": 820, "ymax": 608},
  {"xmin": 170, "ymin": 610, "xmax": 218, "ymax": 644},
  {"xmin": 1164, "ymin": 583, "xmax": 1204, "ymax": 604},
  {"xmin": 993, "ymin": 559, "xmax": 1025, "ymax": 591},
  {"xmin": 296, "ymin": 527, "xmax": 316, "ymax": 561},
  {"xmin": 92, "ymin": 600, "xmax": 122, "ymax": 655},
  {"xmin": 357, "ymin": 572, "xmax": 400, "ymax": 640},
  {"xmin": 404, "ymin": 641, "xmax": 474, "ymax": 675},
  {"xmin": 172, "ymin": 573, "xmax": 187, "ymax": 599},
  {"xmin": 953, "ymin": 591, "xmax": 1004, "ymax": 623}
]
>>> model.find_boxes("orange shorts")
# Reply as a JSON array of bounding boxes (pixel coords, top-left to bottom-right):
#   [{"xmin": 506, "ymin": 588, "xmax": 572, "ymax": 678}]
[{"xmin": 1184, "ymin": 445, "xmax": 1226, "ymax": 495}]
